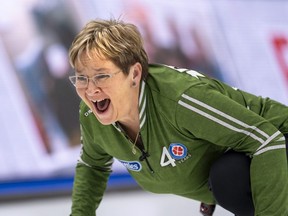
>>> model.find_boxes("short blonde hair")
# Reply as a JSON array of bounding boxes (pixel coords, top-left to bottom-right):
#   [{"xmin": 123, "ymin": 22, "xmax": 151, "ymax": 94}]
[{"xmin": 69, "ymin": 18, "xmax": 149, "ymax": 80}]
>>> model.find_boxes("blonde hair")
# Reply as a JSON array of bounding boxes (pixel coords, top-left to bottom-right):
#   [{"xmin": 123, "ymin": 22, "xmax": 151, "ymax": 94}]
[{"xmin": 69, "ymin": 18, "xmax": 149, "ymax": 80}]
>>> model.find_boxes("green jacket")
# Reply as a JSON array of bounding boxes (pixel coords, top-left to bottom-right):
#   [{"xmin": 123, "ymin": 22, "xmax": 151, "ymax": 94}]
[{"xmin": 71, "ymin": 64, "xmax": 288, "ymax": 215}]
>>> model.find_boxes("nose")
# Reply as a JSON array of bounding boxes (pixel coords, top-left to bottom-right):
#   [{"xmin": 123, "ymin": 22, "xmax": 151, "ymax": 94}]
[{"xmin": 86, "ymin": 79, "xmax": 101, "ymax": 96}]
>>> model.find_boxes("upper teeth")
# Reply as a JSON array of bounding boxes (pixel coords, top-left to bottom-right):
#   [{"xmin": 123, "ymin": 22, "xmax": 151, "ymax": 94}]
[{"xmin": 92, "ymin": 99, "xmax": 104, "ymax": 103}]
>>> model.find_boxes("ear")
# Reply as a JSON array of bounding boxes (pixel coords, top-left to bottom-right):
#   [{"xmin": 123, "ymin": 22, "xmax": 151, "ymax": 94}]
[{"xmin": 131, "ymin": 62, "xmax": 142, "ymax": 86}]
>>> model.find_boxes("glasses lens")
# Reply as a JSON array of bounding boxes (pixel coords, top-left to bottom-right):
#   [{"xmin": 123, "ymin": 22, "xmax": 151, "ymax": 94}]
[
  {"xmin": 94, "ymin": 74, "xmax": 111, "ymax": 85},
  {"xmin": 69, "ymin": 72, "xmax": 117, "ymax": 88},
  {"xmin": 70, "ymin": 76, "xmax": 87, "ymax": 88},
  {"xmin": 94, "ymin": 74, "xmax": 111, "ymax": 83}
]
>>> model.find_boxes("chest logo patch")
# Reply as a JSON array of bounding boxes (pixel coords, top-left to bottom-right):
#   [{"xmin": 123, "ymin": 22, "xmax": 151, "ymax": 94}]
[
  {"xmin": 169, "ymin": 143, "xmax": 188, "ymax": 160},
  {"xmin": 119, "ymin": 160, "xmax": 142, "ymax": 172}
]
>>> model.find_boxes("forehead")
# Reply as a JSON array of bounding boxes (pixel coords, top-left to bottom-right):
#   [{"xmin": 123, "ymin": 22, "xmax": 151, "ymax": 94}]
[{"xmin": 74, "ymin": 52, "xmax": 116, "ymax": 73}]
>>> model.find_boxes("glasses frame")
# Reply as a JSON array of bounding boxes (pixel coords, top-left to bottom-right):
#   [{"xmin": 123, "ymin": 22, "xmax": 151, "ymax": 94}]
[{"xmin": 69, "ymin": 70, "xmax": 121, "ymax": 88}]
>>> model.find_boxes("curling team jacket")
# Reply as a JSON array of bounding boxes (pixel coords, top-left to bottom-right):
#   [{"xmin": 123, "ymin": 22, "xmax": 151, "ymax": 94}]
[{"xmin": 71, "ymin": 64, "xmax": 288, "ymax": 215}]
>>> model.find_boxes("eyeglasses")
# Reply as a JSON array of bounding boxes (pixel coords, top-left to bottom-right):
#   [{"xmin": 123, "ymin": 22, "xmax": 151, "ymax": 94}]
[{"xmin": 69, "ymin": 70, "xmax": 121, "ymax": 88}]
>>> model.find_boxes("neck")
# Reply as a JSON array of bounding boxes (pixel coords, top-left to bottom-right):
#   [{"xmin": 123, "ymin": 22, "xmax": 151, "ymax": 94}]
[
  {"xmin": 118, "ymin": 84, "xmax": 141, "ymax": 140},
  {"xmin": 119, "ymin": 120, "xmax": 140, "ymax": 141}
]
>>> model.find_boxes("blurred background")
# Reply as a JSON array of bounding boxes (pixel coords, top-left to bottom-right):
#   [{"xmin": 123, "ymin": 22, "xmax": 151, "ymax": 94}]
[{"xmin": 0, "ymin": 0, "xmax": 287, "ymax": 215}]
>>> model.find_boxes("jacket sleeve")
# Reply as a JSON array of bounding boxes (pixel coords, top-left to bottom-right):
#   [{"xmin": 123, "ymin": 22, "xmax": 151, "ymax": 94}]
[
  {"xmin": 176, "ymin": 83, "xmax": 288, "ymax": 215},
  {"xmin": 70, "ymin": 123, "xmax": 113, "ymax": 216}
]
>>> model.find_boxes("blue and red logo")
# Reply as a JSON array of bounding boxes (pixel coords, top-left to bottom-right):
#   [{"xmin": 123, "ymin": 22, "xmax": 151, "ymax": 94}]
[{"xmin": 169, "ymin": 143, "xmax": 188, "ymax": 160}]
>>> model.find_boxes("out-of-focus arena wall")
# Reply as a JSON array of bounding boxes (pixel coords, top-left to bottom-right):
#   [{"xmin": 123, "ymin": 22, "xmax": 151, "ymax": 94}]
[{"xmin": 209, "ymin": 0, "xmax": 288, "ymax": 105}]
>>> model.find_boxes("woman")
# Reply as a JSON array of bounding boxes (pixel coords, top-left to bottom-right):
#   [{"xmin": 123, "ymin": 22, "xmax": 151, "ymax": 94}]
[{"xmin": 68, "ymin": 18, "xmax": 288, "ymax": 215}]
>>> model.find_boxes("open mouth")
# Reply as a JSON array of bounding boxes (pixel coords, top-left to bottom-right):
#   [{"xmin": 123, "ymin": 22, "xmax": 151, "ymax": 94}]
[{"xmin": 94, "ymin": 99, "xmax": 110, "ymax": 113}]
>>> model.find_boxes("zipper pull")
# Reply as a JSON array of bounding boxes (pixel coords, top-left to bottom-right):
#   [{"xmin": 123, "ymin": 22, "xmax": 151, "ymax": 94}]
[
  {"xmin": 139, "ymin": 151, "xmax": 150, "ymax": 161},
  {"xmin": 139, "ymin": 151, "xmax": 154, "ymax": 174}
]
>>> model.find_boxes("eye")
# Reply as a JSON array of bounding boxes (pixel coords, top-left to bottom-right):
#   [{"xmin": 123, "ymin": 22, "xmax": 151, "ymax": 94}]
[
  {"xmin": 95, "ymin": 74, "xmax": 110, "ymax": 82},
  {"xmin": 76, "ymin": 76, "xmax": 87, "ymax": 83}
]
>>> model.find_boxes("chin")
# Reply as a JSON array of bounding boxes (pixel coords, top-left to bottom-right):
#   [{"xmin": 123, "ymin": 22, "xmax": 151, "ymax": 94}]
[
  {"xmin": 93, "ymin": 111, "xmax": 115, "ymax": 125},
  {"xmin": 98, "ymin": 119, "xmax": 113, "ymax": 125}
]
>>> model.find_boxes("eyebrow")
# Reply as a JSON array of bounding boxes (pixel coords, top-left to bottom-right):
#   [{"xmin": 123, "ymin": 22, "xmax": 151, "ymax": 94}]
[
  {"xmin": 93, "ymin": 68, "xmax": 109, "ymax": 73},
  {"xmin": 75, "ymin": 67, "xmax": 109, "ymax": 74}
]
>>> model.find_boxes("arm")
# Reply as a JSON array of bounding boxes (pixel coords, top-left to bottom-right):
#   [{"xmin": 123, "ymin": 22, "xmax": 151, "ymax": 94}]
[
  {"xmin": 176, "ymin": 84, "xmax": 288, "ymax": 215},
  {"xmin": 71, "ymin": 123, "xmax": 113, "ymax": 216}
]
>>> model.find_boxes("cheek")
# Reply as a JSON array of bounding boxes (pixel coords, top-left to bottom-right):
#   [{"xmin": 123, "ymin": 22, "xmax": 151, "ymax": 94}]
[
  {"xmin": 108, "ymin": 91, "xmax": 125, "ymax": 111},
  {"xmin": 111, "ymin": 88, "xmax": 131, "ymax": 110}
]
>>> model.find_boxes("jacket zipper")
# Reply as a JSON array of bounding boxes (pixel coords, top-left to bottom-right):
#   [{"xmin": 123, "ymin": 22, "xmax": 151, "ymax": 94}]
[
  {"xmin": 139, "ymin": 148, "xmax": 154, "ymax": 174},
  {"xmin": 117, "ymin": 123, "xmax": 154, "ymax": 174},
  {"xmin": 135, "ymin": 134, "xmax": 154, "ymax": 174}
]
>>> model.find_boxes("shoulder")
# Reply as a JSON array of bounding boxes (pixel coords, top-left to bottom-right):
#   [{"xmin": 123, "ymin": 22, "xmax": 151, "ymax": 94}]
[
  {"xmin": 148, "ymin": 64, "xmax": 205, "ymax": 84},
  {"xmin": 79, "ymin": 101, "xmax": 93, "ymax": 118},
  {"xmin": 78, "ymin": 101, "xmax": 119, "ymax": 146},
  {"xmin": 145, "ymin": 64, "xmax": 212, "ymax": 124},
  {"xmin": 79, "ymin": 101, "xmax": 102, "ymax": 131},
  {"xmin": 146, "ymin": 64, "xmax": 211, "ymax": 102}
]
